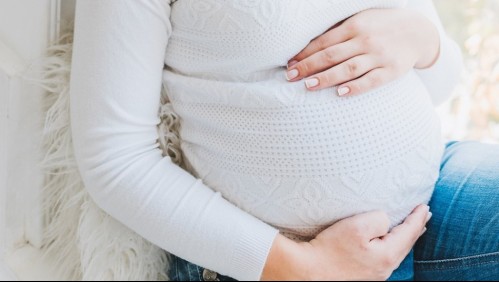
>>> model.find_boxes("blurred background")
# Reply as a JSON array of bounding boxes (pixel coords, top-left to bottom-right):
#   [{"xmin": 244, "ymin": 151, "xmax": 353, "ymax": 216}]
[{"xmin": 435, "ymin": 0, "xmax": 499, "ymax": 143}]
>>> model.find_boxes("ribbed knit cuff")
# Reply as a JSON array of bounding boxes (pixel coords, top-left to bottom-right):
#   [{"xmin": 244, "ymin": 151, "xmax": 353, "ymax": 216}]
[{"xmin": 227, "ymin": 218, "xmax": 279, "ymax": 281}]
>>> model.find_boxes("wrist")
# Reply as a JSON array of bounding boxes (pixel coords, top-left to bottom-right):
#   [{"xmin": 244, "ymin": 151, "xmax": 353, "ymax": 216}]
[
  {"xmin": 260, "ymin": 234, "xmax": 311, "ymax": 281},
  {"xmin": 414, "ymin": 13, "xmax": 441, "ymax": 69}
]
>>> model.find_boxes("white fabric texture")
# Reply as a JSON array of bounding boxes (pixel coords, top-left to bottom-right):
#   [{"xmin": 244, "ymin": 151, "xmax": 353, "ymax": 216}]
[
  {"xmin": 39, "ymin": 33, "xmax": 170, "ymax": 280},
  {"xmin": 69, "ymin": 0, "xmax": 463, "ymax": 280}
]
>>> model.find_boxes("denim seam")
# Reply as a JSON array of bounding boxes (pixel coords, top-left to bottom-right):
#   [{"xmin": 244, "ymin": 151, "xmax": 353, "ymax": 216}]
[
  {"xmin": 414, "ymin": 251, "xmax": 499, "ymax": 270},
  {"xmin": 196, "ymin": 265, "xmax": 201, "ymax": 280},
  {"xmin": 415, "ymin": 251, "xmax": 499, "ymax": 264},
  {"xmin": 415, "ymin": 260, "xmax": 497, "ymax": 271},
  {"xmin": 174, "ymin": 257, "xmax": 179, "ymax": 281}
]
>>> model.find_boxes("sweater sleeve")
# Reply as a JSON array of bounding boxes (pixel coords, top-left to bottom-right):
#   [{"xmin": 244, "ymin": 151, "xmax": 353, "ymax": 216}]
[
  {"xmin": 69, "ymin": 1, "xmax": 279, "ymax": 280},
  {"xmin": 407, "ymin": 0, "xmax": 464, "ymax": 106}
]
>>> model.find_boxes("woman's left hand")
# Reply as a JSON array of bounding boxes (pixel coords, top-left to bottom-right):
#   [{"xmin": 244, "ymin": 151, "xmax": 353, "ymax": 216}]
[{"xmin": 286, "ymin": 8, "xmax": 440, "ymax": 96}]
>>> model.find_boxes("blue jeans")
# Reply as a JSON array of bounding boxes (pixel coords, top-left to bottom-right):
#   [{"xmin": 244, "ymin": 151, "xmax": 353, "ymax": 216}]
[
  {"xmin": 168, "ymin": 141, "xmax": 499, "ymax": 281},
  {"xmin": 414, "ymin": 141, "xmax": 499, "ymax": 280}
]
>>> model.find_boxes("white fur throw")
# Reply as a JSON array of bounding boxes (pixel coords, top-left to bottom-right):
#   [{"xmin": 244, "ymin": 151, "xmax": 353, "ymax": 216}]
[{"xmin": 38, "ymin": 32, "xmax": 182, "ymax": 280}]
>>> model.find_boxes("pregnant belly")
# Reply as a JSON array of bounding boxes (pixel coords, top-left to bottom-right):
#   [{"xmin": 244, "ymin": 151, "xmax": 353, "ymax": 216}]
[
  {"xmin": 183, "ymin": 138, "xmax": 442, "ymax": 240},
  {"xmin": 165, "ymin": 71, "xmax": 444, "ymax": 239}
]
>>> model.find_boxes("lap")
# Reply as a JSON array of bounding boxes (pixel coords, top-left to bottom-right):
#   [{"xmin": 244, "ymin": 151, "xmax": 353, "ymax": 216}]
[
  {"xmin": 168, "ymin": 255, "xmax": 236, "ymax": 281},
  {"xmin": 414, "ymin": 141, "xmax": 499, "ymax": 281},
  {"xmin": 167, "ymin": 141, "xmax": 499, "ymax": 281}
]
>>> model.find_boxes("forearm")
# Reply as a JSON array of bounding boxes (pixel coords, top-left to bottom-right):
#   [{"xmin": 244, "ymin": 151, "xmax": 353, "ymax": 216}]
[{"xmin": 70, "ymin": 1, "xmax": 278, "ymax": 280}]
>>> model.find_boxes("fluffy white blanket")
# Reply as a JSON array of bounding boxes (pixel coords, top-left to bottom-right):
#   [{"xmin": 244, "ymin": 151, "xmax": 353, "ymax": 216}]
[{"xmin": 38, "ymin": 32, "xmax": 183, "ymax": 280}]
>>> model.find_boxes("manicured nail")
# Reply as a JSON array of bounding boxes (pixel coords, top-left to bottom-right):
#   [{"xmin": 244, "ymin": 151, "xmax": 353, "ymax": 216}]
[
  {"xmin": 426, "ymin": 212, "xmax": 433, "ymax": 222},
  {"xmin": 287, "ymin": 60, "xmax": 299, "ymax": 69},
  {"xmin": 420, "ymin": 227, "xmax": 427, "ymax": 237},
  {"xmin": 286, "ymin": 69, "xmax": 299, "ymax": 81},
  {"xmin": 305, "ymin": 78, "xmax": 320, "ymax": 89},
  {"xmin": 338, "ymin": 86, "xmax": 351, "ymax": 96}
]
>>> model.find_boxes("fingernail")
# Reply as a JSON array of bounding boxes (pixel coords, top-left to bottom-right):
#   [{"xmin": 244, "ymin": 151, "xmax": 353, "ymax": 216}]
[
  {"xmin": 338, "ymin": 86, "xmax": 351, "ymax": 96},
  {"xmin": 420, "ymin": 227, "xmax": 427, "ymax": 237},
  {"xmin": 305, "ymin": 78, "xmax": 320, "ymax": 89},
  {"xmin": 286, "ymin": 69, "xmax": 299, "ymax": 81},
  {"xmin": 426, "ymin": 212, "xmax": 433, "ymax": 222},
  {"xmin": 287, "ymin": 60, "xmax": 299, "ymax": 69}
]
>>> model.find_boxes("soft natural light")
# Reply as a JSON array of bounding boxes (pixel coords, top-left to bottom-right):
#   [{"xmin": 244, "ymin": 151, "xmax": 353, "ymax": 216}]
[{"xmin": 436, "ymin": 0, "xmax": 499, "ymax": 143}]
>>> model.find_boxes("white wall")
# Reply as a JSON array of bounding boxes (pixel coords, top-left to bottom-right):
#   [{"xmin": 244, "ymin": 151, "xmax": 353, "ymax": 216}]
[
  {"xmin": 0, "ymin": 0, "xmax": 56, "ymax": 62},
  {"xmin": 0, "ymin": 72, "xmax": 13, "ymax": 281}
]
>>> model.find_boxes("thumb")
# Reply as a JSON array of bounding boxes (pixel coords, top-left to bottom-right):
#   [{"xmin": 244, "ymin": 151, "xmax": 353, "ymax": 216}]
[{"xmin": 374, "ymin": 204, "xmax": 430, "ymax": 258}]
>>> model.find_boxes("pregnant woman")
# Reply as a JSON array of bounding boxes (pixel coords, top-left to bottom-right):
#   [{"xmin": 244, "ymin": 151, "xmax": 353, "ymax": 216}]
[{"xmin": 70, "ymin": 0, "xmax": 499, "ymax": 280}]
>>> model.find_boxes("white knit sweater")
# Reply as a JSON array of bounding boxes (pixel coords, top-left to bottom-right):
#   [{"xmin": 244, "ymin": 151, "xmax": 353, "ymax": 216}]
[{"xmin": 70, "ymin": 0, "xmax": 463, "ymax": 280}]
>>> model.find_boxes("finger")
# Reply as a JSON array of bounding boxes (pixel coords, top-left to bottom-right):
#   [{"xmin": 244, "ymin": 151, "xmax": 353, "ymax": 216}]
[
  {"xmin": 374, "ymin": 205, "xmax": 430, "ymax": 257},
  {"xmin": 336, "ymin": 68, "xmax": 394, "ymax": 97},
  {"xmin": 286, "ymin": 39, "xmax": 363, "ymax": 82},
  {"xmin": 291, "ymin": 23, "xmax": 353, "ymax": 63},
  {"xmin": 304, "ymin": 55, "xmax": 379, "ymax": 91},
  {"xmin": 340, "ymin": 210, "xmax": 391, "ymax": 241}
]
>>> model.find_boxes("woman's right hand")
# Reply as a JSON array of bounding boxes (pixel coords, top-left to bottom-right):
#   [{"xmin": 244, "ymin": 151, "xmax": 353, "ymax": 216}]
[{"xmin": 261, "ymin": 204, "xmax": 431, "ymax": 281}]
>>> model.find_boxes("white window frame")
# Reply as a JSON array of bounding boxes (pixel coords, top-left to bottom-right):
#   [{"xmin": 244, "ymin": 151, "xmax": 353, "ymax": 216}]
[{"xmin": 0, "ymin": 0, "xmax": 75, "ymax": 279}]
